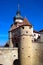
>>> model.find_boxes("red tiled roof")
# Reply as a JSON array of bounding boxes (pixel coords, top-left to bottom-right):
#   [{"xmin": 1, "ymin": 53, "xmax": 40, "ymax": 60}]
[
  {"xmin": 10, "ymin": 24, "xmax": 17, "ymax": 31},
  {"xmin": 22, "ymin": 18, "xmax": 32, "ymax": 26}
]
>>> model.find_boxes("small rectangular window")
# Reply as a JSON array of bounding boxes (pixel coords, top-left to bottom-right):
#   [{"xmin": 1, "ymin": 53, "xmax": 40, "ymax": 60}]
[
  {"xmin": 26, "ymin": 31, "xmax": 28, "ymax": 33},
  {"xmin": 22, "ymin": 26, "xmax": 24, "ymax": 29},
  {"xmin": 34, "ymin": 34, "xmax": 36, "ymax": 36}
]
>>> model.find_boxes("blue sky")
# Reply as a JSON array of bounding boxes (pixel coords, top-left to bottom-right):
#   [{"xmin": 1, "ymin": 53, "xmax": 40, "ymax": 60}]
[{"xmin": 0, "ymin": 0, "xmax": 43, "ymax": 46}]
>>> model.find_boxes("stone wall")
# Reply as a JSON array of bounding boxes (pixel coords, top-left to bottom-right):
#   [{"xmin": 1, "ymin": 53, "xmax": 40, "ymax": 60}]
[
  {"xmin": 0, "ymin": 48, "xmax": 18, "ymax": 65},
  {"xmin": 31, "ymin": 42, "xmax": 43, "ymax": 65}
]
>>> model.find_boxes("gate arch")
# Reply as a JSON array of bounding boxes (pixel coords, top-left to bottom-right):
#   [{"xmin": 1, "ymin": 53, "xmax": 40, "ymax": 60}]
[{"xmin": 13, "ymin": 59, "xmax": 19, "ymax": 65}]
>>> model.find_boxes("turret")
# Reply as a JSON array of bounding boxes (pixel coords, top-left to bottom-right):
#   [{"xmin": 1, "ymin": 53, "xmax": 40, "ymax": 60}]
[
  {"xmin": 18, "ymin": 18, "xmax": 33, "ymax": 65},
  {"xmin": 9, "ymin": 7, "xmax": 24, "ymax": 48}
]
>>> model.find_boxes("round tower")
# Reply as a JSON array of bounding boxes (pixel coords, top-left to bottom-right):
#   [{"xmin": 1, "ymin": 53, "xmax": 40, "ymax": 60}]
[{"xmin": 18, "ymin": 18, "xmax": 33, "ymax": 65}]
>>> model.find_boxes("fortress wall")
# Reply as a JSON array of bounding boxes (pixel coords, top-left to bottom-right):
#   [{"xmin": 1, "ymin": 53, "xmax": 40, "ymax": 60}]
[{"xmin": 31, "ymin": 42, "xmax": 43, "ymax": 65}]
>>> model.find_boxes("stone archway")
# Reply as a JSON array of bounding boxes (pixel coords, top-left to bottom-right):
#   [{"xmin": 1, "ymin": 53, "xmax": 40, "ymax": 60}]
[{"xmin": 13, "ymin": 59, "xmax": 19, "ymax": 65}]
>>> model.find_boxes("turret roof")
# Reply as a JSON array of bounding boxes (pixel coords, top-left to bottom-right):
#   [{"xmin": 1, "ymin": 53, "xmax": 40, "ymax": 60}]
[{"xmin": 22, "ymin": 18, "xmax": 32, "ymax": 26}]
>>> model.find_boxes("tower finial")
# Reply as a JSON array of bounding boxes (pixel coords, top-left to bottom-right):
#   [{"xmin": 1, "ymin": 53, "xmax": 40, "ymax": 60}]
[
  {"xmin": 16, "ymin": 4, "xmax": 20, "ymax": 15},
  {"xmin": 18, "ymin": 4, "xmax": 20, "ymax": 11}
]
